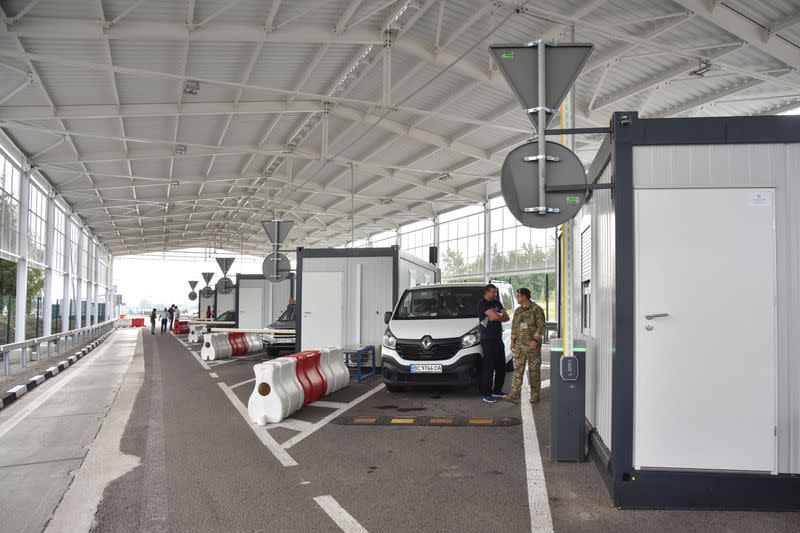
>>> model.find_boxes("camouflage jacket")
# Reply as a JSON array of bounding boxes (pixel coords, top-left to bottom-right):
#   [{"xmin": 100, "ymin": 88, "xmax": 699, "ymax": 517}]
[{"xmin": 511, "ymin": 303, "xmax": 546, "ymax": 349}]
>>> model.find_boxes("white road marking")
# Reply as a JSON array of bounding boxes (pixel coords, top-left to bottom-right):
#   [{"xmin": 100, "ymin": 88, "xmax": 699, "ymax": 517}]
[
  {"xmin": 282, "ymin": 384, "xmax": 386, "ymax": 449},
  {"xmin": 314, "ymin": 495, "xmax": 369, "ymax": 533},
  {"xmin": 264, "ymin": 418, "xmax": 314, "ymax": 432},
  {"xmin": 216, "ymin": 382, "xmax": 298, "ymax": 467},
  {"xmin": 0, "ymin": 336, "xmax": 113, "ymax": 440},
  {"xmin": 188, "ymin": 349, "xmax": 211, "ymax": 370},
  {"xmin": 209, "ymin": 372, "xmax": 218, "ymax": 378},
  {"xmin": 311, "ymin": 400, "xmax": 347, "ymax": 409},
  {"xmin": 230, "ymin": 377, "xmax": 255, "ymax": 390},
  {"xmin": 521, "ymin": 372, "xmax": 554, "ymax": 533}
]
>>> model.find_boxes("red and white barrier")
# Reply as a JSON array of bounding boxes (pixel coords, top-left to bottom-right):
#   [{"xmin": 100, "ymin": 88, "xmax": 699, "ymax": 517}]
[
  {"xmin": 247, "ymin": 347, "xmax": 350, "ymax": 425},
  {"xmin": 200, "ymin": 331, "xmax": 264, "ymax": 360},
  {"xmin": 173, "ymin": 319, "xmax": 189, "ymax": 335}
]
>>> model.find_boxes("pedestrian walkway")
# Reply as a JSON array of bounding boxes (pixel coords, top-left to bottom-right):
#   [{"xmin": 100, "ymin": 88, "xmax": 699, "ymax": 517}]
[{"xmin": 0, "ymin": 329, "xmax": 137, "ymax": 533}]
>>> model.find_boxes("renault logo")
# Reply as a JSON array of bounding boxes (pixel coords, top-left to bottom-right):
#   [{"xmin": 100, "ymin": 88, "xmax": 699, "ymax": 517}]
[{"xmin": 420, "ymin": 336, "xmax": 434, "ymax": 351}]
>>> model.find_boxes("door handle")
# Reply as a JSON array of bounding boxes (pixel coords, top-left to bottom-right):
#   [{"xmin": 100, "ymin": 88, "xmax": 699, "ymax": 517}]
[{"xmin": 644, "ymin": 312, "xmax": 669, "ymax": 320}]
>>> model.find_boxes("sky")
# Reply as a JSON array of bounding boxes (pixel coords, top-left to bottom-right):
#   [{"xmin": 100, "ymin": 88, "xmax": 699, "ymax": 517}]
[{"xmin": 113, "ymin": 248, "xmax": 267, "ymax": 312}]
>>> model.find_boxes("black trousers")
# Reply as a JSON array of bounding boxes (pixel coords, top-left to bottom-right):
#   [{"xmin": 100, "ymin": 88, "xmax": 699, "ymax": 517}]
[
  {"xmin": 161, "ymin": 319, "xmax": 168, "ymax": 333},
  {"xmin": 480, "ymin": 339, "xmax": 506, "ymax": 395}
]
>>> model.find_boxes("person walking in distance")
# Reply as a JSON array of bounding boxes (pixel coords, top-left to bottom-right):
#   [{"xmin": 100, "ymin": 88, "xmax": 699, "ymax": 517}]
[
  {"xmin": 168, "ymin": 304, "xmax": 176, "ymax": 331},
  {"xmin": 477, "ymin": 284, "xmax": 510, "ymax": 403},
  {"xmin": 160, "ymin": 307, "xmax": 169, "ymax": 334},
  {"xmin": 149, "ymin": 308, "xmax": 157, "ymax": 335},
  {"xmin": 505, "ymin": 288, "xmax": 546, "ymax": 405},
  {"xmin": 205, "ymin": 305, "xmax": 213, "ymax": 319}
]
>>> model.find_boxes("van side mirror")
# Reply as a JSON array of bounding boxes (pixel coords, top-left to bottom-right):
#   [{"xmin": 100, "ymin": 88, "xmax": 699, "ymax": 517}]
[{"xmin": 384, "ymin": 311, "xmax": 392, "ymax": 324}]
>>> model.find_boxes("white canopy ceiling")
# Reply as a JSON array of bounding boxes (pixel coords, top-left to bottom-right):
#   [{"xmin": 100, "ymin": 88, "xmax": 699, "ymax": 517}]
[{"xmin": 1, "ymin": 0, "xmax": 798, "ymax": 256}]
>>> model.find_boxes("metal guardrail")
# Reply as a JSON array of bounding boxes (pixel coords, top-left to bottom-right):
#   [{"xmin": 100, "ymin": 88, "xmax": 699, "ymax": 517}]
[{"xmin": 0, "ymin": 319, "xmax": 117, "ymax": 377}]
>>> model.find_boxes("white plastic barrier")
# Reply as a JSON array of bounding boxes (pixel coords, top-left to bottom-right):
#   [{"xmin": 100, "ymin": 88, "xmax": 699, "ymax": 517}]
[
  {"xmin": 188, "ymin": 323, "xmax": 206, "ymax": 343},
  {"xmin": 322, "ymin": 346, "xmax": 349, "ymax": 394},
  {"xmin": 247, "ymin": 346, "xmax": 350, "ymax": 425}
]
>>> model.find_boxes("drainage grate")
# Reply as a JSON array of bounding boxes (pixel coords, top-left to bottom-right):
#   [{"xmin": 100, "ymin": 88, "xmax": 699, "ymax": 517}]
[{"xmin": 334, "ymin": 416, "xmax": 521, "ymax": 427}]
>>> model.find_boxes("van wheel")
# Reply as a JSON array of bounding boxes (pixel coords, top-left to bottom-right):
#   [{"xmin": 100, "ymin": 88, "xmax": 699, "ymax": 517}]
[{"xmin": 385, "ymin": 383, "xmax": 404, "ymax": 393}]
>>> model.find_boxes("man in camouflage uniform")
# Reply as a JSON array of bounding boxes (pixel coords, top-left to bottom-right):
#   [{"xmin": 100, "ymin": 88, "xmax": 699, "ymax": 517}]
[{"xmin": 505, "ymin": 288, "xmax": 546, "ymax": 405}]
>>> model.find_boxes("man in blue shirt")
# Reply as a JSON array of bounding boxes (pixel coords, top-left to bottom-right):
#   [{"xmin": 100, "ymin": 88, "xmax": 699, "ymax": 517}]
[{"xmin": 477, "ymin": 284, "xmax": 510, "ymax": 403}]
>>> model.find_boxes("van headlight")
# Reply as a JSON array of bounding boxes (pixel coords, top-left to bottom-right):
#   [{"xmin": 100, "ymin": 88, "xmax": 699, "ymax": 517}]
[
  {"xmin": 461, "ymin": 326, "xmax": 480, "ymax": 348},
  {"xmin": 383, "ymin": 328, "xmax": 397, "ymax": 349}
]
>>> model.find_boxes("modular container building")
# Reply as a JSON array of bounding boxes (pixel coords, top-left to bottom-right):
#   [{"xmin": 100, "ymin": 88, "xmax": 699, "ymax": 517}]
[
  {"xmin": 235, "ymin": 274, "xmax": 294, "ymax": 329},
  {"xmin": 570, "ymin": 112, "xmax": 799, "ymax": 510},
  {"xmin": 296, "ymin": 247, "xmax": 437, "ymax": 352},
  {"xmin": 214, "ymin": 286, "xmax": 236, "ymax": 318},
  {"xmin": 198, "ymin": 289, "xmax": 214, "ymax": 318}
]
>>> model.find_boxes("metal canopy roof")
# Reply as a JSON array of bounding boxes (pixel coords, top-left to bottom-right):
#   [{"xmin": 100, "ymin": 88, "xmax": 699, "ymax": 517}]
[{"xmin": 1, "ymin": 0, "xmax": 798, "ymax": 256}]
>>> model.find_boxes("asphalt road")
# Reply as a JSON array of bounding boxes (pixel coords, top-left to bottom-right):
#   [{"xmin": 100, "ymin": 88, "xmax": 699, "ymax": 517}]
[{"xmin": 90, "ymin": 332, "xmax": 800, "ymax": 533}]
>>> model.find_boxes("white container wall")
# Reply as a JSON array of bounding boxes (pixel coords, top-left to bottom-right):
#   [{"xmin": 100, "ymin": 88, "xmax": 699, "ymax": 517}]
[
  {"xmin": 198, "ymin": 291, "xmax": 214, "ymax": 317},
  {"xmin": 572, "ymin": 163, "xmax": 615, "ymax": 448},
  {"xmin": 236, "ymin": 276, "xmax": 292, "ymax": 329},
  {"xmin": 215, "ymin": 288, "xmax": 236, "ymax": 317},
  {"xmin": 297, "ymin": 248, "xmax": 436, "ymax": 351},
  {"xmin": 632, "ymin": 143, "xmax": 800, "ymax": 475}
]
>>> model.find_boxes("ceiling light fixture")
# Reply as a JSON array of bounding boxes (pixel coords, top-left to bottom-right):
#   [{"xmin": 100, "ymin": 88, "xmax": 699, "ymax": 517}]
[
  {"xmin": 437, "ymin": 173, "xmax": 452, "ymax": 182},
  {"xmin": 183, "ymin": 79, "xmax": 200, "ymax": 95},
  {"xmin": 175, "ymin": 144, "xmax": 187, "ymax": 155}
]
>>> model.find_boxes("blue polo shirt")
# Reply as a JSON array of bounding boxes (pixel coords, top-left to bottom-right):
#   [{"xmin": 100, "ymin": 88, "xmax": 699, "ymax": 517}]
[{"xmin": 477, "ymin": 298, "xmax": 504, "ymax": 341}]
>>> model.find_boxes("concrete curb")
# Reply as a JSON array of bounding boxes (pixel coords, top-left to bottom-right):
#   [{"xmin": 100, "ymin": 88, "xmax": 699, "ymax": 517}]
[{"xmin": 0, "ymin": 331, "xmax": 114, "ymax": 412}]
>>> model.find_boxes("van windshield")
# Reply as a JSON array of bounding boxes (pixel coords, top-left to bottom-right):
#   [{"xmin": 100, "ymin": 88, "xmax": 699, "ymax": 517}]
[
  {"xmin": 278, "ymin": 304, "xmax": 296, "ymax": 322},
  {"xmin": 394, "ymin": 287, "xmax": 484, "ymax": 320}
]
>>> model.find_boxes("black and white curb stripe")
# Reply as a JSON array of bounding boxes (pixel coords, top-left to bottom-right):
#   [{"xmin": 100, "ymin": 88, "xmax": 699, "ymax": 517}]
[{"xmin": 0, "ymin": 331, "xmax": 115, "ymax": 411}]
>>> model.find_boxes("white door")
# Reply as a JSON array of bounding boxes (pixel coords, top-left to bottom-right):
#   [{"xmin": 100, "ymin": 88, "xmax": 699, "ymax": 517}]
[
  {"xmin": 238, "ymin": 285, "xmax": 264, "ymax": 329},
  {"xmin": 301, "ymin": 272, "xmax": 344, "ymax": 350},
  {"xmin": 634, "ymin": 188, "xmax": 777, "ymax": 472}
]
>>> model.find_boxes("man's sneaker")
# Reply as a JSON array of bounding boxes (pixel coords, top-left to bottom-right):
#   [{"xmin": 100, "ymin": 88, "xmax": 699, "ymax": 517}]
[
  {"xmin": 504, "ymin": 396, "xmax": 521, "ymax": 405},
  {"xmin": 482, "ymin": 395, "xmax": 497, "ymax": 404},
  {"xmin": 493, "ymin": 391, "xmax": 509, "ymax": 398}
]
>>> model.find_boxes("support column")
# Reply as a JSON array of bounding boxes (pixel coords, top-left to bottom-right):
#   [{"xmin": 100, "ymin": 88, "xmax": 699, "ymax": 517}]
[
  {"xmin": 87, "ymin": 238, "xmax": 95, "ymax": 325},
  {"xmin": 107, "ymin": 255, "xmax": 114, "ymax": 319},
  {"xmin": 14, "ymin": 168, "xmax": 30, "ymax": 342},
  {"xmin": 483, "ymin": 201, "xmax": 491, "ymax": 283},
  {"xmin": 42, "ymin": 190, "xmax": 55, "ymax": 336},
  {"xmin": 75, "ymin": 230, "xmax": 83, "ymax": 329},
  {"xmin": 93, "ymin": 243, "xmax": 100, "ymax": 324},
  {"xmin": 61, "ymin": 216, "xmax": 71, "ymax": 332}
]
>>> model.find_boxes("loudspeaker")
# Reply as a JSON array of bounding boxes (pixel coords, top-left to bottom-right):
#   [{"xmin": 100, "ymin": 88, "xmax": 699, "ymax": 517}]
[{"xmin": 428, "ymin": 246, "xmax": 438, "ymax": 265}]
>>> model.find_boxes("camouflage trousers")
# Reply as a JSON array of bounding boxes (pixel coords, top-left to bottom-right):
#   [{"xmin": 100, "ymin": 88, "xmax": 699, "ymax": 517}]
[{"xmin": 509, "ymin": 347, "xmax": 542, "ymax": 403}]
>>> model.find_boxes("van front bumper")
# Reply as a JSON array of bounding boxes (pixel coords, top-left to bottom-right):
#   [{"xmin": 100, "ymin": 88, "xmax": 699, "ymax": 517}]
[{"xmin": 381, "ymin": 350, "xmax": 481, "ymax": 387}]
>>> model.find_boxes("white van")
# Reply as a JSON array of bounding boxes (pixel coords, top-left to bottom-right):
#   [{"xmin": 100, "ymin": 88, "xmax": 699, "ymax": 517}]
[{"xmin": 381, "ymin": 282, "xmax": 517, "ymax": 391}]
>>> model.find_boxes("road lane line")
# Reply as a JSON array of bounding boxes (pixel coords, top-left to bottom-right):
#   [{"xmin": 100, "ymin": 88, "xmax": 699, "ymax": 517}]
[
  {"xmin": 313, "ymin": 495, "xmax": 369, "ymax": 533},
  {"xmin": 230, "ymin": 377, "xmax": 255, "ymax": 390},
  {"xmin": 311, "ymin": 400, "xmax": 348, "ymax": 408},
  {"xmin": 281, "ymin": 384, "xmax": 385, "ymax": 449},
  {"xmin": 521, "ymin": 373, "xmax": 554, "ymax": 533},
  {"xmin": 216, "ymin": 382, "xmax": 298, "ymax": 467},
  {"xmin": 187, "ymin": 349, "xmax": 211, "ymax": 370}
]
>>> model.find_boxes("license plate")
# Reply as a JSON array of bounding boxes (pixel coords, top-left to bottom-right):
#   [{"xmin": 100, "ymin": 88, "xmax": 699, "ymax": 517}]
[
  {"xmin": 274, "ymin": 338, "xmax": 295, "ymax": 344},
  {"xmin": 409, "ymin": 364, "xmax": 442, "ymax": 373}
]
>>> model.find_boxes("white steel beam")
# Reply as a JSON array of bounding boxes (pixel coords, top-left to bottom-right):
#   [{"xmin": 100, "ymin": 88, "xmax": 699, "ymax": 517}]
[
  {"xmin": 436, "ymin": 2, "xmax": 493, "ymax": 54},
  {"xmin": 672, "ymin": 0, "xmax": 800, "ymax": 70},
  {"xmin": 582, "ymin": 14, "xmax": 692, "ymax": 74},
  {"xmin": 335, "ymin": 0, "xmax": 363, "ymax": 33},
  {"xmin": 588, "ymin": 44, "xmax": 743, "ymax": 116},
  {"xmin": 651, "ymin": 71, "xmax": 791, "ymax": 118}
]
